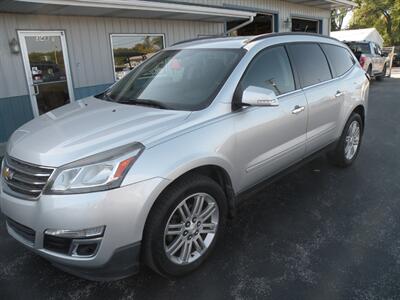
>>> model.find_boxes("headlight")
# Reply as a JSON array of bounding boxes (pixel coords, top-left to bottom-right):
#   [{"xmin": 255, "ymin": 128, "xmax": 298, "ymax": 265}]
[{"xmin": 46, "ymin": 143, "xmax": 144, "ymax": 194}]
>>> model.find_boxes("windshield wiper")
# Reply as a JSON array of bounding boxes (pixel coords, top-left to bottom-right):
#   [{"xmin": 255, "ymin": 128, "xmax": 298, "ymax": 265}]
[
  {"xmin": 96, "ymin": 91, "xmax": 114, "ymax": 102},
  {"xmin": 117, "ymin": 99, "xmax": 169, "ymax": 109}
]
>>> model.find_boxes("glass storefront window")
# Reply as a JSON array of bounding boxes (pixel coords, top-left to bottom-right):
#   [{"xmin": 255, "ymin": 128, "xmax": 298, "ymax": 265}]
[{"xmin": 110, "ymin": 34, "xmax": 165, "ymax": 80}]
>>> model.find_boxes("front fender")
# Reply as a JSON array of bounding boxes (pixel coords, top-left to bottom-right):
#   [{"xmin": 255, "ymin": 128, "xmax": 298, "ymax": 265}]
[{"xmin": 121, "ymin": 113, "xmax": 238, "ymax": 192}]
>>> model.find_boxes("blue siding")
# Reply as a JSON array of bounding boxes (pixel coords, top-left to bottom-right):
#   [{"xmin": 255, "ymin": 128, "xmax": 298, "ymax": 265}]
[
  {"xmin": 0, "ymin": 95, "xmax": 34, "ymax": 143},
  {"xmin": 274, "ymin": 13, "xmax": 279, "ymax": 32},
  {"xmin": 319, "ymin": 20, "xmax": 323, "ymax": 34},
  {"xmin": 74, "ymin": 83, "xmax": 113, "ymax": 100}
]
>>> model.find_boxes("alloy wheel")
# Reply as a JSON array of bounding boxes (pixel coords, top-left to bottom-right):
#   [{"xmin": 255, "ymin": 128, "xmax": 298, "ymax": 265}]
[
  {"xmin": 344, "ymin": 120, "xmax": 361, "ymax": 160},
  {"xmin": 163, "ymin": 192, "xmax": 219, "ymax": 265}
]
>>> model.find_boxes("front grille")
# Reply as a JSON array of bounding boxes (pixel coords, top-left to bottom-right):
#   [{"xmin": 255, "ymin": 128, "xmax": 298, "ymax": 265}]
[
  {"xmin": 44, "ymin": 235, "xmax": 72, "ymax": 255},
  {"xmin": 2, "ymin": 155, "xmax": 54, "ymax": 200},
  {"xmin": 6, "ymin": 217, "xmax": 36, "ymax": 244}
]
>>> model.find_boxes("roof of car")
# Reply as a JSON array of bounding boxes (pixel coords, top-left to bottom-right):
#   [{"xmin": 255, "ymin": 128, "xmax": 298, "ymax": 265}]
[{"xmin": 169, "ymin": 32, "xmax": 343, "ymax": 50}]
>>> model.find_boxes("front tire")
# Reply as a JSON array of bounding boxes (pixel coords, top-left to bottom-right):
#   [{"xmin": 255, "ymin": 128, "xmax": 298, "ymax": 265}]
[
  {"xmin": 143, "ymin": 174, "xmax": 227, "ymax": 278},
  {"xmin": 328, "ymin": 113, "xmax": 363, "ymax": 168}
]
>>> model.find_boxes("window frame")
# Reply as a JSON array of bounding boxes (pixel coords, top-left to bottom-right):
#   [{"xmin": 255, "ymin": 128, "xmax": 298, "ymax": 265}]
[
  {"xmin": 291, "ymin": 16, "xmax": 322, "ymax": 34},
  {"xmin": 109, "ymin": 33, "xmax": 166, "ymax": 82},
  {"xmin": 232, "ymin": 44, "xmax": 300, "ymax": 109},
  {"xmin": 226, "ymin": 13, "xmax": 275, "ymax": 36}
]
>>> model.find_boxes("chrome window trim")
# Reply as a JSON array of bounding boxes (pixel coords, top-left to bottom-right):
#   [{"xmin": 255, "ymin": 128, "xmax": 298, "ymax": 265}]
[{"xmin": 233, "ymin": 40, "xmax": 357, "ymax": 107}]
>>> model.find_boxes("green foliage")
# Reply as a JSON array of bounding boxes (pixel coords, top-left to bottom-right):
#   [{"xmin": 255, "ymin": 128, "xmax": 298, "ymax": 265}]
[
  {"xmin": 349, "ymin": 0, "xmax": 400, "ymax": 45},
  {"xmin": 112, "ymin": 36, "xmax": 164, "ymax": 67}
]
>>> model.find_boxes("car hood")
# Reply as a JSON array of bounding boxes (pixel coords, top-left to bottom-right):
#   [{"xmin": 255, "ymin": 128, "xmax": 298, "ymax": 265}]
[{"xmin": 7, "ymin": 97, "xmax": 191, "ymax": 166}]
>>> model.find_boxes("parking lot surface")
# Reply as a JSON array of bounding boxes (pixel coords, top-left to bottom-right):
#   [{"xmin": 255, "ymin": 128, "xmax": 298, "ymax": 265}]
[{"xmin": 1, "ymin": 74, "xmax": 400, "ymax": 299}]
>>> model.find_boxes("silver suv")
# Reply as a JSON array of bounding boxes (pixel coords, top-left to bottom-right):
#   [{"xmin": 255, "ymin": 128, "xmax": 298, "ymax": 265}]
[{"xmin": 1, "ymin": 33, "xmax": 369, "ymax": 280}]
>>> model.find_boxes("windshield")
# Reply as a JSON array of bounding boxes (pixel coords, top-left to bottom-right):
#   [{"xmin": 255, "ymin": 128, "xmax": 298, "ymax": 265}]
[
  {"xmin": 97, "ymin": 49, "xmax": 244, "ymax": 111},
  {"xmin": 346, "ymin": 42, "xmax": 371, "ymax": 54}
]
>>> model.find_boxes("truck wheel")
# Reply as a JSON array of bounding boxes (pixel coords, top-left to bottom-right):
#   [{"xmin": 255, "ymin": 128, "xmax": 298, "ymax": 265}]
[
  {"xmin": 143, "ymin": 173, "xmax": 227, "ymax": 278},
  {"xmin": 367, "ymin": 65, "xmax": 373, "ymax": 79},
  {"xmin": 376, "ymin": 64, "xmax": 387, "ymax": 81},
  {"xmin": 328, "ymin": 113, "xmax": 363, "ymax": 168}
]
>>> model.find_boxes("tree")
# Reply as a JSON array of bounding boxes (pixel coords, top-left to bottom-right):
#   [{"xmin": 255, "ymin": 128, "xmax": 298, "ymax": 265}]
[
  {"xmin": 349, "ymin": 0, "xmax": 400, "ymax": 45},
  {"xmin": 331, "ymin": 8, "xmax": 351, "ymax": 31}
]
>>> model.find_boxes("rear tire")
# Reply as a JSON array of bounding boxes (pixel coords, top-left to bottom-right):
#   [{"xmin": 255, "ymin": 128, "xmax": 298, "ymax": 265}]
[
  {"xmin": 328, "ymin": 113, "xmax": 363, "ymax": 168},
  {"xmin": 376, "ymin": 64, "xmax": 387, "ymax": 81},
  {"xmin": 142, "ymin": 173, "xmax": 227, "ymax": 278},
  {"xmin": 367, "ymin": 65, "xmax": 373, "ymax": 80}
]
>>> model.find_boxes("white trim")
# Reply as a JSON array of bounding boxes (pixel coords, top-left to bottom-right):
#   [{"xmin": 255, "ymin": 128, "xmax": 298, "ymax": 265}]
[
  {"xmin": 17, "ymin": 30, "xmax": 75, "ymax": 117},
  {"xmin": 109, "ymin": 33, "xmax": 166, "ymax": 82},
  {"xmin": 328, "ymin": 0, "xmax": 357, "ymax": 7},
  {"xmin": 286, "ymin": 0, "xmax": 356, "ymax": 8},
  {"xmin": 16, "ymin": 0, "xmax": 256, "ymax": 19}
]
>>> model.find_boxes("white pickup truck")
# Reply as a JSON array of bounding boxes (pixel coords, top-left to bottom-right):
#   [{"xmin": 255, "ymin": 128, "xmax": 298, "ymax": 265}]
[{"xmin": 346, "ymin": 41, "xmax": 388, "ymax": 80}]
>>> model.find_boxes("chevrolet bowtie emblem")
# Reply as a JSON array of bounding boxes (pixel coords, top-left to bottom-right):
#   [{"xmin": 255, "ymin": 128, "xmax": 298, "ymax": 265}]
[{"xmin": 2, "ymin": 167, "xmax": 14, "ymax": 181}]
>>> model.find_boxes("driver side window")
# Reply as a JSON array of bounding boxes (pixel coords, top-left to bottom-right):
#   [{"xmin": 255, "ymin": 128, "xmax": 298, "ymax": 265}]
[{"xmin": 240, "ymin": 46, "xmax": 295, "ymax": 96}]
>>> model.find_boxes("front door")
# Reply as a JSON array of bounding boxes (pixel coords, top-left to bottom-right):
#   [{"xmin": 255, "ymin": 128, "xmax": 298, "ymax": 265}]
[
  {"xmin": 233, "ymin": 45, "xmax": 308, "ymax": 192},
  {"xmin": 18, "ymin": 31, "xmax": 74, "ymax": 116}
]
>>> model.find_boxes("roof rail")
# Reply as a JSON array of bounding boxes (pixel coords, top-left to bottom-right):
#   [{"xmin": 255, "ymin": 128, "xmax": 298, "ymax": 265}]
[
  {"xmin": 245, "ymin": 32, "xmax": 339, "ymax": 45},
  {"xmin": 172, "ymin": 35, "xmax": 224, "ymax": 46}
]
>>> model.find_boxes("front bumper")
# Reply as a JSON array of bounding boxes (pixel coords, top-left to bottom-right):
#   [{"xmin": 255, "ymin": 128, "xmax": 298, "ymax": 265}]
[{"xmin": 0, "ymin": 177, "xmax": 169, "ymax": 280}]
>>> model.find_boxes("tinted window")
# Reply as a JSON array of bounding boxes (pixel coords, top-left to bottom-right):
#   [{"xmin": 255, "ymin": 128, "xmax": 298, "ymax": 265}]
[
  {"xmin": 240, "ymin": 46, "xmax": 295, "ymax": 95},
  {"xmin": 346, "ymin": 42, "xmax": 371, "ymax": 54},
  {"xmin": 321, "ymin": 44, "xmax": 354, "ymax": 77},
  {"xmin": 374, "ymin": 44, "xmax": 382, "ymax": 56},
  {"xmin": 287, "ymin": 43, "xmax": 332, "ymax": 87},
  {"xmin": 292, "ymin": 18, "xmax": 319, "ymax": 33}
]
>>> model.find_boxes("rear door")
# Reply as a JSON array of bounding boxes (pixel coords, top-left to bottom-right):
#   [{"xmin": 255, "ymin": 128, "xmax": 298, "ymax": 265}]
[
  {"xmin": 233, "ymin": 45, "xmax": 308, "ymax": 192},
  {"xmin": 287, "ymin": 43, "xmax": 340, "ymax": 154}
]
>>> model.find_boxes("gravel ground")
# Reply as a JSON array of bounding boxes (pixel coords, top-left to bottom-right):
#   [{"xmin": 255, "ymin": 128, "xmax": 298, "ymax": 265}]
[{"xmin": 1, "ymin": 73, "xmax": 400, "ymax": 300}]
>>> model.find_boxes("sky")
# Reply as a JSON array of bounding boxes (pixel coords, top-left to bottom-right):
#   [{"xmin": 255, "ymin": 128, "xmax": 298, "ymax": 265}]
[{"xmin": 342, "ymin": 11, "xmax": 354, "ymax": 29}]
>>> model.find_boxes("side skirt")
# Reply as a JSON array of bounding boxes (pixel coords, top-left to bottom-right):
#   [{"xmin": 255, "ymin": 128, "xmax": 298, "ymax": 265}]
[{"xmin": 234, "ymin": 141, "xmax": 338, "ymax": 206}]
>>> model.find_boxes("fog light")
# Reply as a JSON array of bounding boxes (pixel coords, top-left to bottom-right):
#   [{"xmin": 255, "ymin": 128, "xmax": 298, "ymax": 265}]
[
  {"xmin": 45, "ymin": 226, "xmax": 105, "ymax": 238},
  {"xmin": 75, "ymin": 243, "xmax": 98, "ymax": 256}
]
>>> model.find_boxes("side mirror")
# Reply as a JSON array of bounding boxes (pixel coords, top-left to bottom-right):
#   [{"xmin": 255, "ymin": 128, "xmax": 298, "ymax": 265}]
[{"xmin": 241, "ymin": 86, "xmax": 279, "ymax": 107}]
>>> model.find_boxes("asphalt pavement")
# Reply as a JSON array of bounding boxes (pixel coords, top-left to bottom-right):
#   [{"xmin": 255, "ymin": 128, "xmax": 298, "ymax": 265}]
[{"xmin": 1, "ymin": 73, "xmax": 400, "ymax": 299}]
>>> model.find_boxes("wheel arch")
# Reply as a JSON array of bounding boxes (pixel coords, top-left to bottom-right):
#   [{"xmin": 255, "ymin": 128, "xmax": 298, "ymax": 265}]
[
  {"xmin": 157, "ymin": 162, "xmax": 236, "ymax": 218},
  {"xmin": 353, "ymin": 105, "xmax": 365, "ymax": 128}
]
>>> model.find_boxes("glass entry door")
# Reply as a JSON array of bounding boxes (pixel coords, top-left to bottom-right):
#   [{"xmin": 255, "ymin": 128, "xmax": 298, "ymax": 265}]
[{"xmin": 19, "ymin": 31, "xmax": 74, "ymax": 116}]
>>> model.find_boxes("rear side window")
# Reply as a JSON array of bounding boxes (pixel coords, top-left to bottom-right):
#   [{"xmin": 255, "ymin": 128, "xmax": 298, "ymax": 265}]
[
  {"xmin": 346, "ymin": 42, "xmax": 371, "ymax": 54},
  {"xmin": 240, "ymin": 46, "xmax": 295, "ymax": 95},
  {"xmin": 321, "ymin": 44, "xmax": 355, "ymax": 77},
  {"xmin": 287, "ymin": 43, "xmax": 332, "ymax": 88}
]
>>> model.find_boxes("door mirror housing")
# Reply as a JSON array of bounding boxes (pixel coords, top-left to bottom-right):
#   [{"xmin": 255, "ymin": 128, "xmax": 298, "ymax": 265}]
[{"xmin": 241, "ymin": 86, "xmax": 279, "ymax": 107}]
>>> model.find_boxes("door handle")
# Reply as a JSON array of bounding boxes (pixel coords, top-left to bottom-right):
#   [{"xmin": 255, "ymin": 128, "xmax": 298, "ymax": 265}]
[
  {"xmin": 292, "ymin": 105, "xmax": 305, "ymax": 115},
  {"xmin": 33, "ymin": 84, "xmax": 39, "ymax": 96},
  {"xmin": 335, "ymin": 90, "xmax": 344, "ymax": 98}
]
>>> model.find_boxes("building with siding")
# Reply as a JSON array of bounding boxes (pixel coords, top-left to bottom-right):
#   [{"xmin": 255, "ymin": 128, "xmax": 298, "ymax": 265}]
[{"xmin": 0, "ymin": 0, "xmax": 355, "ymax": 151}]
